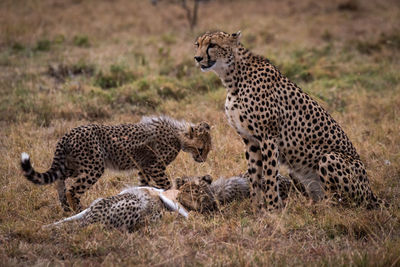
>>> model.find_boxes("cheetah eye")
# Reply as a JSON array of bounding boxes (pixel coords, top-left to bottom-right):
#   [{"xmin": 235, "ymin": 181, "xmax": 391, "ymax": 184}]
[
  {"xmin": 194, "ymin": 42, "xmax": 199, "ymax": 47},
  {"xmin": 208, "ymin": 43, "xmax": 216, "ymax": 48}
]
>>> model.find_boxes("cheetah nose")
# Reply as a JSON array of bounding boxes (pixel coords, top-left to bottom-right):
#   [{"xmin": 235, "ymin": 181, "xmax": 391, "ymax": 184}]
[{"xmin": 194, "ymin": 56, "xmax": 203, "ymax": 62}]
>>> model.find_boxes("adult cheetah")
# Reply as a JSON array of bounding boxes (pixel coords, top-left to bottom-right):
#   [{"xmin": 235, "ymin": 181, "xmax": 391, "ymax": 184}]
[
  {"xmin": 194, "ymin": 31, "xmax": 385, "ymax": 210},
  {"xmin": 21, "ymin": 116, "xmax": 211, "ymax": 212}
]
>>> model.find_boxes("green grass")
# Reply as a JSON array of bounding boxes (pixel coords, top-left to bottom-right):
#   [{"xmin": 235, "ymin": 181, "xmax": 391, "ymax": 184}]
[
  {"xmin": 34, "ymin": 39, "xmax": 52, "ymax": 52},
  {"xmin": 73, "ymin": 35, "xmax": 90, "ymax": 47},
  {"xmin": 94, "ymin": 63, "xmax": 137, "ymax": 89}
]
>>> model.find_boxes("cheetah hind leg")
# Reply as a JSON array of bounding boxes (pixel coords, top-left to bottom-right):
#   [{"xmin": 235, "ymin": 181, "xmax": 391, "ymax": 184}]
[
  {"xmin": 66, "ymin": 168, "xmax": 104, "ymax": 212},
  {"xmin": 318, "ymin": 152, "xmax": 385, "ymax": 209},
  {"xmin": 56, "ymin": 179, "xmax": 71, "ymax": 212}
]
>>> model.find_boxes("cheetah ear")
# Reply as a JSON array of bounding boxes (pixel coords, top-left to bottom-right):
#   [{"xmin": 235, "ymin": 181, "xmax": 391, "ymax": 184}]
[
  {"xmin": 175, "ymin": 177, "xmax": 184, "ymax": 189},
  {"xmin": 201, "ymin": 175, "xmax": 212, "ymax": 184},
  {"xmin": 185, "ymin": 125, "xmax": 194, "ymax": 139},
  {"xmin": 231, "ymin": 31, "xmax": 242, "ymax": 43},
  {"xmin": 199, "ymin": 122, "xmax": 211, "ymax": 131}
]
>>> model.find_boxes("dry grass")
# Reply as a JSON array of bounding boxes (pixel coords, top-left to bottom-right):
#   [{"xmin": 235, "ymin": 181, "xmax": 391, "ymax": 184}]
[{"xmin": 1, "ymin": 0, "xmax": 400, "ymax": 265}]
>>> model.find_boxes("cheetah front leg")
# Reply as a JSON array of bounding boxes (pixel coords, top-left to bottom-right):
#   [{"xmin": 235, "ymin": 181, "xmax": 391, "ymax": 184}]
[
  {"xmin": 243, "ymin": 138, "xmax": 264, "ymax": 210},
  {"xmin": 242, "ymin": 169, "xmax": 294, "ymax": 201},
  {"xmin": 260, "ymin": 138, "xmax": 281, "ymax": 210},
  {"xmin": 244, "ymin": 137, "xmax": 281, "ymax": 211},
  {"xmin": 140, "ymin": 163, "xmax": 172, "ymax": 190}
]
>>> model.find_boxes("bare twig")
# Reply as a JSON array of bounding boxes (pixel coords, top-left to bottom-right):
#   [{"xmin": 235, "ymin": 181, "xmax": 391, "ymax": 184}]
[
  {"xmin": 151, "ymin": 0, "xmax": 204, "ymax": 30},
  {"xmin": 181, "ymin": 0, "xmax": 200, "ymax": 30}
]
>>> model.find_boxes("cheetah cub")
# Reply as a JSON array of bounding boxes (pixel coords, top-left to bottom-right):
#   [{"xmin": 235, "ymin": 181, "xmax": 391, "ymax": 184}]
[
  {"xmin": 194, "ymin": 31, "xmax": 385, "ymax": 210},
  {"xmin": 176, "ymin": 173, "xmax": 295, "ymax": 212},
  {"xmin": 177, "ymin": 175, "xmax": 249, "ymax": 212},
  {"xmin": 44, "ymin": 186, "xmax": 188, "ymax": 232},
  {"xmin": 20, "ymin": 116, "xmax": 211, "ymax": 212}
]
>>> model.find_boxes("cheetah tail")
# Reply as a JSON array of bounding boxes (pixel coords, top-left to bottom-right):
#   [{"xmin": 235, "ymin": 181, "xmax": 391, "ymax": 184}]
[{"xmin": 20, "ymin": 151, "xmax": 66, "ymax": 185}]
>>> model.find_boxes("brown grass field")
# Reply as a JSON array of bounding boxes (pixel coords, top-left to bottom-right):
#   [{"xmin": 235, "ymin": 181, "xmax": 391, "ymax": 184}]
[{"xmin": 1, "ymin": 0, "xmax": 400, "ymax": 265}]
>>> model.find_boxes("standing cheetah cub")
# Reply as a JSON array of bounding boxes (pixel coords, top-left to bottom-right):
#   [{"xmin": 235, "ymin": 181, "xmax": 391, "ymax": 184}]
[
  {"xmin": 194, "ymin": 31, "xmax": 385, "ymax": 210},
  {"xmin": 21, "ymin": 116, "xmax": 211, "ymax": 212}
]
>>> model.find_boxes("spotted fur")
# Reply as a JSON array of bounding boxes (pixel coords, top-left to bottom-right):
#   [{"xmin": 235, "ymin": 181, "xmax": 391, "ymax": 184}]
[
  {"xmin": 44, "ymin": 186, "xmax": 188, "ymax": 232},
  {"xmin": 176, "ymin": 173, "xmax": 297, "ymax": 212},
  {"xmin": 194, "ymin": 31, "xmax": 385, "ymax": 210},
  {"xmin": 21, "ymin": 116, "xmax": 211, "ymax": 212}
]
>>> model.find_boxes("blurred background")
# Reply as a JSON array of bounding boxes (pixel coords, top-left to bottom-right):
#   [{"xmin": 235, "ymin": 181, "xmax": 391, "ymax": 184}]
[
  {"xmin": 0, "ymin": 0, "xmax": 399, "ymax": 265},
  {"xmin": 1, "ymin": 0, "xmax": 399, "ymax": 124}
]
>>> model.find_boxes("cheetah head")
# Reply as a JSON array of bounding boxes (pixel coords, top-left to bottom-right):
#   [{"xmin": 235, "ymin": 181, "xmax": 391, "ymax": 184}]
[
  {"xmin": 181, "ymin": 122, "xmax": 212, "ymax": 163},
  {"xmin": 194, "ymin": 31, "xmax": 241, "ymax": 73},
  {"xmin": 176, "ymin": 175, "xmax": 215, "ymax": 212},
  {"xmin": 175, "ymin": 174, "xmax": 213, "ymax": 189}
]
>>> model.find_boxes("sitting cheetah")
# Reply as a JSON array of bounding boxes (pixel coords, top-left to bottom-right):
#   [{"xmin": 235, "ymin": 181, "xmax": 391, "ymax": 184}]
[
  {"xmin": 20, "ymin": 116, "xmax": 211, "ymax": 212},
  {"xmin": 44, "ymin": 186, "xmax": 188, "ymax": 232},
  {"xmin": 194, "ymin": 31, "xmax": 385, "ymax": 210},
  {"xmin": 176, "ymin": 173, "xmax": 294, "ymax": 212}
]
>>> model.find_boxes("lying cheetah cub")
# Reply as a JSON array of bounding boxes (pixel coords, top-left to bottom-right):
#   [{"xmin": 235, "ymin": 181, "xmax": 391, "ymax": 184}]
[
  {"xmin": 176, "ymin": 174, "xmax": 295, "ymax": 212},
  {"xmin": 44, "ymin": 175, "xmax": 295, "ymax": 232},
  {"xmin": 177, "ymin": 175, "xmax": 250, "ymax": 212},
  {"xmin": 21, "ymin": 116, "xmax": 211, "ymax": 212},
  {"xmin": 44, "ymin": 186, "xmax": 188, "ymax": 232}
]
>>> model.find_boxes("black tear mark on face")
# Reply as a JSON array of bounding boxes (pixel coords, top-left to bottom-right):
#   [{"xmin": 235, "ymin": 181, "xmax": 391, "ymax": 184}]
[{"xmin": 206, "ymin": 44, "xmax": 212, "ymax": 63}]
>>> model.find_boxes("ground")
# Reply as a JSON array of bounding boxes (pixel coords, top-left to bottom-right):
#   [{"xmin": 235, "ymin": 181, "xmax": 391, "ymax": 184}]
[{"xmin": 0, "ymin": 0, "xmax": 400, "ymax": 265}]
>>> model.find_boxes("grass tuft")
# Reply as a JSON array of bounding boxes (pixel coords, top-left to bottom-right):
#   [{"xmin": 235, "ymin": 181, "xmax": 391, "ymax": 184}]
[
  {"xmin": 73, "ymin": 35, "xmax": 90, "ymax": 47},
  {"xmin": 95, "ymin": 64, "xmax": 137, "ymax": 89},
  {"xmin": 34, "ymin": 39, "xmax": 51, "ymax": 52}
]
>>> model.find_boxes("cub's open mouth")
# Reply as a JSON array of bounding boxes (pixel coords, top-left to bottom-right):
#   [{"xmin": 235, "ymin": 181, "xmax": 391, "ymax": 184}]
[{"xmin": 200, "ymin": 61, "xmax": 216, "ymax": 70}]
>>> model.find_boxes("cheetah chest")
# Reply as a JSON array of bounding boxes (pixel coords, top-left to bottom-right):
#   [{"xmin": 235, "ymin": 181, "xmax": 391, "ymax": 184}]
[{"xmin": 225, "ymin": 94, "xmax": 252, "ymax": 139}]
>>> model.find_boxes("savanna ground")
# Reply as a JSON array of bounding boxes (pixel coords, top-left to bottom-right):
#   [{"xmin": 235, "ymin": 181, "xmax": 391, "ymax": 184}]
[{"xmin": 1, "ymin": 0, "xmax": 400, "ymax": 265}]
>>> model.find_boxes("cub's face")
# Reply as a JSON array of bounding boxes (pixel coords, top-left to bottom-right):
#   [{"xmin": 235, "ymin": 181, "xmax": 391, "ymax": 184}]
[
  {"xmin": 176, "ymin": 175, "xmax": 215, "ymax": 212},
  {"xmin": 181, "ymin": 122, "xmax": 212, "ymax": 163},
  {"xmin": 194, "ymin": 31, "xmax": 241, "ymax": 73}
]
